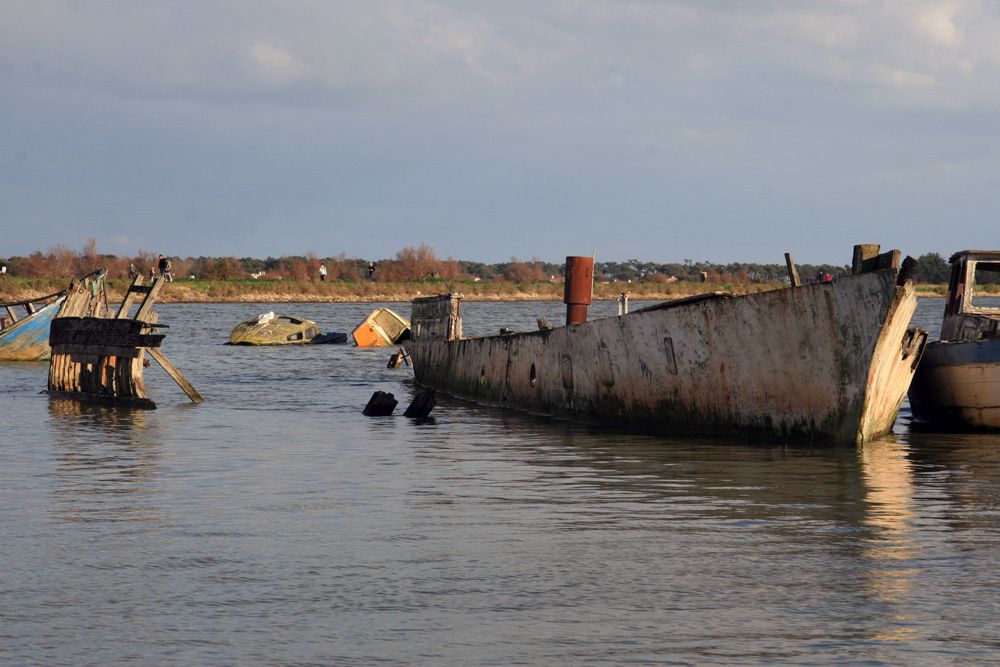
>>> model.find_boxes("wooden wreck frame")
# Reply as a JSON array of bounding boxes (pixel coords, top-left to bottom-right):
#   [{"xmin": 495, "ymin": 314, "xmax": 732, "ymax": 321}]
[
  {"xmin": 47, "ymin": 272, "xmax": 202, "ymax": 408},
  {"xmin": 406, "ymin": 245, "xmax": 927, "ymax": 445}
]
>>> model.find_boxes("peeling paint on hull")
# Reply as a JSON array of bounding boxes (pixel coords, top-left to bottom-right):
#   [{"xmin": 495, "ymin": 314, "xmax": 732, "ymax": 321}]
[
  {"xmin": 406, "ymin": 271, "xmax": 924, "ymax": 445},
  {"xmin": 0, "ymin": 297, "xmax": 66, "ymax": 361}
]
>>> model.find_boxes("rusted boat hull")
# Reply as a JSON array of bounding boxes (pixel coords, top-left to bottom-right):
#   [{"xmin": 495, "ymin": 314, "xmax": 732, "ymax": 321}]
[
  {"xmin": 406, "ymin": 270, "xmax": 925, "ymax": 445},
  {"xmin": 908, "ymin": 339, "xmax": 1000, "ymax": 429},
  {"xmin": 0, "ymin": 297, "xmax": 66, "ymax": 361}
]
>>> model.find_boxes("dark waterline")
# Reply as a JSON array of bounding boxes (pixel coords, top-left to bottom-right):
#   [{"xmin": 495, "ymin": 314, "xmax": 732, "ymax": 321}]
[{"xmin": 1, "ymin": 298, "xmax": 998, "ymax": 665}]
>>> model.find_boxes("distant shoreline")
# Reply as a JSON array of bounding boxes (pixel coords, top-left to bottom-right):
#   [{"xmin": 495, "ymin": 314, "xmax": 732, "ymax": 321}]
[{"xmin": 0, "ymin": 276, "xmax": 985, "ymax": 305}]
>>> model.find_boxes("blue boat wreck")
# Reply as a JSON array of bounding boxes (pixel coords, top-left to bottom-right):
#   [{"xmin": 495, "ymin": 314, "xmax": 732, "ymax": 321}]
[{"xmin": 0, "ymin": 289, "xmax": 68, "ymax": 361}]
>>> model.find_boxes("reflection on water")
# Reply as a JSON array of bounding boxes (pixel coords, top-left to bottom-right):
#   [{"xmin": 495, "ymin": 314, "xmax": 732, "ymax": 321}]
[
  {"xmin": 859, "ymin": 439, "xmax": 918, "ymax": 641},
  {"xmin": 0, "ymin": 300, "xmax": 997, "ymax": 665},
  {"xmin": 46, "ymin": 399, "xmax": 164, "ymax": 525}
]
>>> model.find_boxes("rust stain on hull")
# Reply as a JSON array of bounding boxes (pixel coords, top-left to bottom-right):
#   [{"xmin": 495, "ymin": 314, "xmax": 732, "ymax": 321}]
[{"xmin": 407, "ymin": 266, "xmax": 925, "ymax": 445}]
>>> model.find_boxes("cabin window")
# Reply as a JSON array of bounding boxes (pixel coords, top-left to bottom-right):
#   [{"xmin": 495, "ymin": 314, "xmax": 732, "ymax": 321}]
[
  {"xmin": 529, "ymin": 363, "xmax": 537, "ymax": 387},
  {"xmin": 287, "ymin": 332, "xmax": 303, "ymax": 341},
  {"xmin": 970, "ymin": 261, "xmax": 1000, "ymax": 310}
]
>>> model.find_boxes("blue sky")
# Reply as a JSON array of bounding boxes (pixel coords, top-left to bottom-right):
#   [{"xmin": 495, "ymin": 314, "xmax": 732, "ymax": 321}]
[{"xmin": 2, "ymin": 1, "xmax": 998, "ymax": 263}]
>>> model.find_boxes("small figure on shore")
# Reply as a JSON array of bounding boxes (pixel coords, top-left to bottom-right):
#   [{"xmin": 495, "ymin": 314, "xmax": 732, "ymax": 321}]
[
  {"xmin": 367, "ymin": 262, "xmax": 376, "ymax": 282},
  {"xmin": 149, "ymin": 266, "xmax": 156, "ymax": 279},
  {"xmin": 157, "ymin": 254, "xmax": 173, "ymax": 282},
  {"xmin": 318, "ymin": 264, "xmax": 328, "ymax": 282},
  {"xmin": 127, "ymin": 263, "xmax": 139, "ymax": 280},
  {"xmin": 0, "ymin": 263, "xmax": 7, "ymax": 275},
  {"xmin": 823, "ymin": 273, "xmax": 832, "ymax": 283}
]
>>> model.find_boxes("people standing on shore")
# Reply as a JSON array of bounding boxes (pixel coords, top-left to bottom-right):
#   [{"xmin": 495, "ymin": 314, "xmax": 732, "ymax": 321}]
[
  {"xmin": 127, "ymin": 263, "xmax": 139, "ymax": 280},
  {"xmin": 367, "ymin": 262, "xmax": 376, "ymax": 282},
  {"xmin": 318, "ymin": 264, "xmax": 327, "ymax": 282},
  {"xmin": 157, "ymin": 255, "xmax": 173, "ymax": 282}
]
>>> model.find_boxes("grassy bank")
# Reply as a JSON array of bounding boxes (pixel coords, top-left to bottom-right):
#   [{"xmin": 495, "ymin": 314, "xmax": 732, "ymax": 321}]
[{"xmin": 0, "ymin": 275, "xmax": 984, "ymax": 304}]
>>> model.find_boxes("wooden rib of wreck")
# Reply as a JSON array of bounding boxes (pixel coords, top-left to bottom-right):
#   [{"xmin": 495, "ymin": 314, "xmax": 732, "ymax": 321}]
[
  {"xmin": 909, "ymin": 250, "xmax": 1000, "ymax": 429},
  {"xmin": 405, "ymin": 245, "xmax": 928, "ymax": 445},
  {"xmin": 47, "ymin": 272, "xmax": 202, "ymax": 408}
]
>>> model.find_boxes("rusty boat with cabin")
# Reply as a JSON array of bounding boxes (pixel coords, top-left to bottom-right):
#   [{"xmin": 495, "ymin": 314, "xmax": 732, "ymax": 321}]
[
  {"xmin": 405, "ymin": 245, "xmax": 927, "ymax": 445},
  {"xmin": 909, "ymin": 250, "xmax": 1000, "ymax": 430}
]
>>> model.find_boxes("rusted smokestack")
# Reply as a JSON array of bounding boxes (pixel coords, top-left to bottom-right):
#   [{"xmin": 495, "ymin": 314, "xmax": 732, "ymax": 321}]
[{"xmin": 564, "ymin": 256, "xmax": 594, "ymax": 325}]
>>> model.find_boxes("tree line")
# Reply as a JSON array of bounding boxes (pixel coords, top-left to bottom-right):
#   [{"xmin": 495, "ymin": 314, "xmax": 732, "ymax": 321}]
[{"xmin": 0, "ymin": 241, "xmax": 977, "ymax": 284}]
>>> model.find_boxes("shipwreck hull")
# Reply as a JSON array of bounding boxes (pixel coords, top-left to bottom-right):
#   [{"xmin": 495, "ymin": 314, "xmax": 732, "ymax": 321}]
[
  {"xmin": 0, "ymin": 297, "xmax": 66, "ymax": 361},
  {"xmin": 406, "ymin": 270, "xmax": 925, "ymax": 445}
]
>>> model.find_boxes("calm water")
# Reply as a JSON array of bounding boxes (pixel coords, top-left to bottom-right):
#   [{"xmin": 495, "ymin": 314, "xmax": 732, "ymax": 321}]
[{"xmin": 1, "ymin": 298, "xmax": 998, "ymax": 666}]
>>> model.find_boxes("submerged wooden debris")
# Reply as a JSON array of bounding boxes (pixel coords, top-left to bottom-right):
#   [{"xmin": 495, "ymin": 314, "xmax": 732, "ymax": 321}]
[
  {"xmin": 47, "ymin": 273, "xmax": 202, "ymax": 408},
  {"xmin": 363, "ymin": 391, "xmax": 398, "ymax": 416},
  {"xmin": 406, "ymin": 245, "xmax": 927, "ymax": 445},
  {"xmin": 403, "ymin": 389, "xmax": 436, "ymax": 419}
]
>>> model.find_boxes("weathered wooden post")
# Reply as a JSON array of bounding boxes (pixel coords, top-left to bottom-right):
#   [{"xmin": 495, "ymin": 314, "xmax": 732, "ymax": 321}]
[
  {"xmin": 403, "ymin": 389, "xmax": 436, "ymax": 418},
  {"xmin": 784, "ymin": 253, "xmax": 801, "ymax": 287},
  {"xmin": 852, "ymin": 244, "xmax": 881, "ymax": 274},
  {"xmin": 363, "ymin": 391, "xmax": 397, "ymax": 416}
]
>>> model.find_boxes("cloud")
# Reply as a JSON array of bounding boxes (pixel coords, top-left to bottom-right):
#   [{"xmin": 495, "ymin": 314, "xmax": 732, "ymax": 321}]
[
  {"xmin": 912, "ymin": 2, "xmax": 961, "ymax": 47},
  {"xmin": 247, "ymin": 42, "xmax": 309, "ymax": 86}
]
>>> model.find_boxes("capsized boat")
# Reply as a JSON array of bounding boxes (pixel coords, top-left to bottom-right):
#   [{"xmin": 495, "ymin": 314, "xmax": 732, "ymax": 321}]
[
  {"xmin": 909, "ymin": 250, "xmax": 1000, "ymax": 430},
  {"xmin": 352, "ymin": 308, "xmax": 410, "ymax": 347},
  {"xmin": 0, "ymin": 288, "xmax": 68, "ymax": 361},
  {"xmin": 229, "ymin": 312, "xmax": 327, "ymax": 345},
  {"xmin": 406, "ymin": 245, "xmax": 927, "ymax": 445}
]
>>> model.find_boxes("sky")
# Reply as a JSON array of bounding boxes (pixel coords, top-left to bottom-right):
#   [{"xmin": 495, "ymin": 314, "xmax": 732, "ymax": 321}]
[{"xmin": 1, "ymin": 1, "xmax": 998, "ymax": 264}]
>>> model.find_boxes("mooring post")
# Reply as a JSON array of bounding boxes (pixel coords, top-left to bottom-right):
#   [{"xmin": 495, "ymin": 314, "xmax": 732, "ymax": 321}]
[{"xmin": 784, "ymin": 253, "xmax": 801, "ymax": 287}]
